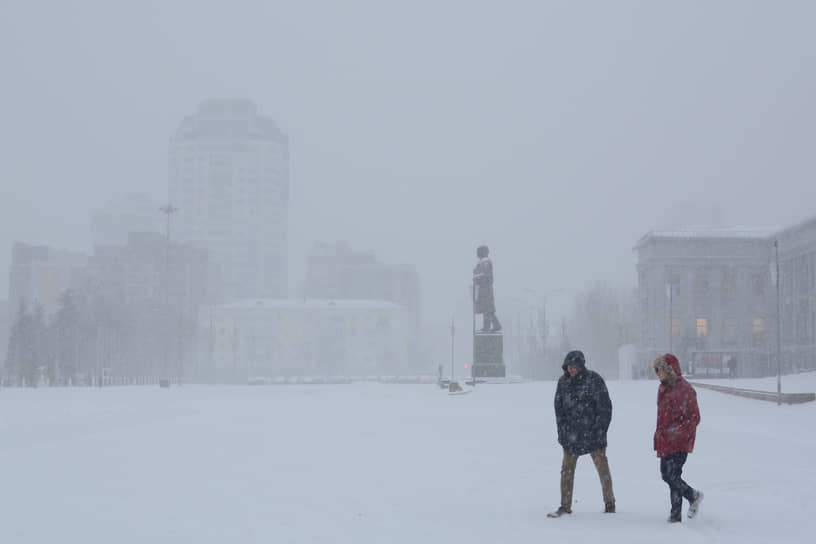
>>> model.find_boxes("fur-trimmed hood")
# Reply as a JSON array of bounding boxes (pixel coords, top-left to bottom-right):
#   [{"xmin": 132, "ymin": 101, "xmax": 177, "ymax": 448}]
[{"xmin": 653, "ymin": 353, "xmax": 682, "ymax": 384}]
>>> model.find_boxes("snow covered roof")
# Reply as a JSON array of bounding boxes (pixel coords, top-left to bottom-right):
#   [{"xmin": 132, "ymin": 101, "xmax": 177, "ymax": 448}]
[
  {"xmin": 648, "ymin": 226, "xmax": 778, "ymax": 239},
  {"xmin": 636, "ymin": 226, "xmax": 779, "ymax": 248},
  {"xmin": 773, "ymin": 214, "xmax": 816, "ymax": 239},
  {"xmin": 638, "ymin": 213, "xmax": 816, "ymax": 248}
]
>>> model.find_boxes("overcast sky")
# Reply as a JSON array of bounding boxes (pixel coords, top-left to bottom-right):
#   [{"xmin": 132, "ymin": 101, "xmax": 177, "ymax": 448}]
[{"xmin": 2, "ymin": 0, "xmax": 814, "ymax": 332}]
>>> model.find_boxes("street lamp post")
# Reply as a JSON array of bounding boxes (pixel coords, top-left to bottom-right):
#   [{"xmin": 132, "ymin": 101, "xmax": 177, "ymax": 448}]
[
  {"xmin": 524, "ymin": 287, "xmax": 563, "ymax": 379},
  {"xmin": 667, "ymin": 282, "xmax": 673, "ymax": 354},
  {"xmin": 159, "ymin": 204, "xmax": 178, "ymax": 386},
  {"xmin": 774, "ymin": 239, "xmax": 782, "ymax": 406},
  {"xmin": 450, "ymin": 315, "xmax": 455, "ymax": 381}
]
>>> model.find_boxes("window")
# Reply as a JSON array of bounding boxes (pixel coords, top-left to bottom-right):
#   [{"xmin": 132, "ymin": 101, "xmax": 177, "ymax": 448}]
[
  {"xmin": 753, "ymin": 273, "xmax": 766, "ymax": 295},
  {"xmin": 722, "ymin": 269, "xmax": 736, "ymax": 298},
  {"xmin": 668, "ymin": 269, "xmax": 682, "ymax": 296},
  {"xmin": 798, "ymin": 301, "xmax": 809, "ymax": 341},
  {"xmin": 753, "ymin": 318, "xmax": 765, "ymax": 337},
  {"xmin": 671, "ymin": 318, "xmax": 682, "ymax": 338},
  {"xmin": 696, "ymin": 318, "xmax": 708, "ymax": 338},
  {"xmin": 695, "ymin": 272, "xmax": 710, "ymax": 295},
  {"xmin": 724, "ymin": 318, "xmax": 737, "ymax": 344}
]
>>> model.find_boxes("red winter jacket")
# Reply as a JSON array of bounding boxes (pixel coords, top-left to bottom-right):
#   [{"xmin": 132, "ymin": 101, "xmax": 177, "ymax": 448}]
[{"xmin": 654, "ymin": 354, "xmax": 700, "ymax": 458}]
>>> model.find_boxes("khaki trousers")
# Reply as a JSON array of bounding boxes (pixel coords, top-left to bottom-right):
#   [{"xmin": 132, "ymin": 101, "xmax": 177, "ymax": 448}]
[{"xmin": 560, "ymin": 448, "xmax": 615, "ymax": 508}]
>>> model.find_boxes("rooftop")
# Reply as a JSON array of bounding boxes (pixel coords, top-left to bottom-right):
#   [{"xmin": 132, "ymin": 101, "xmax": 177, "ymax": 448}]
[{"xmin": 635, "ymin": 225, "xmax": 780, "ymax": 248}]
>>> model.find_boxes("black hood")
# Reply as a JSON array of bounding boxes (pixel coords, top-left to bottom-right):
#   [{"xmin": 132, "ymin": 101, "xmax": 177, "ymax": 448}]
[{"xmin": 562, "ymin": 350, "xmax": 586, "ymax": 375}]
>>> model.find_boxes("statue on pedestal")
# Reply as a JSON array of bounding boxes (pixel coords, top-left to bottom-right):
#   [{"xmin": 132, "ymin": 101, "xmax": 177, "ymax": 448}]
[{"xmin": 473, "ymin": 245, "xmax": 502, "ymax": 333}]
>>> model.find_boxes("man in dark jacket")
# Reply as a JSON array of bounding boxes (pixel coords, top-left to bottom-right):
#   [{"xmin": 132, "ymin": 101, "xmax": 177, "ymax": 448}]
[
  {"xmin": 548, "ymin": 350, "xmax": 615, "ymax": 517},
  {"xmin": 653, "ymin": 353, "xmax": 704, "ymax": 523}
]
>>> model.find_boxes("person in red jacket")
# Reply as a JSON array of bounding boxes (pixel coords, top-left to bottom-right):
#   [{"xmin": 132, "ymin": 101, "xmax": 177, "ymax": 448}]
[{"xmin": 653, "ymin": 353, "xmax": 704, "ymax": 523}]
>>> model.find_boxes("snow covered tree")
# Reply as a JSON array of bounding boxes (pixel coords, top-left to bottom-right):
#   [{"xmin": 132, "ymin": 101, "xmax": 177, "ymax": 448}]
[
  {"xmin": 4, "ymin": 301, "xmax": 46, "ymax": 386},
  {"xmin": 4, "ymin": 300, "xmax": 27, "ymax": 385},
  {"xmin": 53, "ymin": 290, "xmax": 81, "ymax": 384},
  {"xmin": 567, "ymin": 282, "xmax": 638, "ymax": 379},
  {"xmin": 31, "ymin": 304, "xmax": 51, "ymax": 385}
]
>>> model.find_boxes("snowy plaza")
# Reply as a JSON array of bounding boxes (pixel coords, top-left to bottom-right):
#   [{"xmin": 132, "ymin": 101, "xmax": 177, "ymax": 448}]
[{"xmin": 2, "ymin": 374, "xmax": 814, "ymax": 544}]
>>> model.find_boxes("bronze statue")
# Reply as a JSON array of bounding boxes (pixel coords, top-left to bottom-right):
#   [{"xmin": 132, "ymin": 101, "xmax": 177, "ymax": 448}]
[{"xmin": 473, "ymin": 245, "xmax": 502, "ymax": 332}]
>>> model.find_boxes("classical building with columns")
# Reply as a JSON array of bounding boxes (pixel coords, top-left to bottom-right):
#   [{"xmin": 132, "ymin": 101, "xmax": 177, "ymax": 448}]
[
  {"xmin": 635, "ymin": 217, "xmax": 816, "ymax": 379},
  {"xmin": 775, "ymin": 216, "xmax": 816, "ymax": 374}
]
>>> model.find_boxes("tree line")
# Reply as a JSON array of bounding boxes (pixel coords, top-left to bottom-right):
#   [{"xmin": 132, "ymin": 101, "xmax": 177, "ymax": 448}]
[{"xmin": 3, "ymin": 286, "xmax": 182, "ymax": 387}]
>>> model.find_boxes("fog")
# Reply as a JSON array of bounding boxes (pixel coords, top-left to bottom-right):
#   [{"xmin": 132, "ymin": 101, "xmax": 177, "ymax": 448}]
[
  {"xmin": 4, "ymin": 4, "xmax": 816, "ymax": 541},
  {"xmin": 2, "ymin": 0, "xmax": 815, "ymax": 361}
]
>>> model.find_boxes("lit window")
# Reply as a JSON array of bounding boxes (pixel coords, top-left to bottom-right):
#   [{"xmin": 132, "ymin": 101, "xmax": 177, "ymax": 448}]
[
  {"xmin": 696, "ymin": 318, "xmax": 708, "ymax": 337},
  {"xmin": 671, "ymin": 318, "xmax": 682, "ymax": 338},
  {"xmin": 753, "ymin": 318, "xmax": 765, "ymax": 336}
]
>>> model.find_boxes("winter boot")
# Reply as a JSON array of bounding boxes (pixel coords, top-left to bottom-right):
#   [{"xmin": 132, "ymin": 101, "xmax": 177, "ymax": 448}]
[
  {"xmin": 547, "ymin": 506, "xmax": 572, "ymax": 518},
  {"xmin": 604, "ymin": 502, "xmax": 615, "ymax": 513},
  {"xmin": 687, "ymin": 490, "xmax": 704, "ymax": 519}
]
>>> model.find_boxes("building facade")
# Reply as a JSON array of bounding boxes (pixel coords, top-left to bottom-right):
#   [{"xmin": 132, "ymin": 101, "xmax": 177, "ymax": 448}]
[
  {"xmin": 89, "ymin": 231, "xmax": 216, "ymax": 310},
  {"xmin": 87, "ymin": 232, "xmax": 217, "ymax": 380},
  {"xmin": 8, "ymin": 242, "xmax": 89, "ymax": 315},
  {"xmin": 635, "ymin": 220, "xmax": 816, "ymax": 379},
  {"xmin": 198, "ymin": 299, "xmax": 411, "ymax": 381},
  {"xmin": 300, "ymin": 241, "xmax": 422, "ymax": 365},
  {"xmin": 169, "ymin": 99, "xmax": 289, "ymax": 300},
  {"xmin": 300, "ymin": 241, "xmax": 420, "ymax": 316},
  {"xmin": 0, "ymin": 299, "xmax": 9, "ymax": 367},
  {"xmin": 635, "ymin": 228, "xmax": 774, "ymax": 378},
  {"xmin": 776, "ymin": 216, "xmax": 816, "ymax": 373}
]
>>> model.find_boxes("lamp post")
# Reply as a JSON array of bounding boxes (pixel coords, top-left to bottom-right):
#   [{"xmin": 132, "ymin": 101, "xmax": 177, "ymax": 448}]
[
  {"xmin": 522, "ymin": 287, "xmax": 564, "ymax": 379},
  {"xmin": 666, "ymin": 281, "xmax": 673, "ymax": 353},
  {"xmin": 774, "ymin": 239, "xmax": 782, "ymax": 406},
  {"xmin": 450, "ymin": 314, "xmax": 455, "ymax": 381},
  {"xmin": 159, "ymin": 203, "xmax": 178, "ymax": 386}
]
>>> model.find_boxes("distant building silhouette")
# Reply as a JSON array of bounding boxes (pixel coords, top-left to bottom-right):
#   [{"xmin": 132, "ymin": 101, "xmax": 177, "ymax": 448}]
[
  {"xmin": 91, "ymin": 193, "xmax": 162, "ymax": 248},
  {"xmin": 170, "ymin": 99, "xmax": 289, "ymax": 299},
  {"xmin": 301, "ymin": 241, "xmax": 420, "ymax": 311},
  {"xmin": 300, "ymin": 241, "xmax": 422, "ymax": 370},
  {"xmin": 200, "ymin": 298, "xmax": 412, "ymax": 381},
  {"xmin": 8, "ymin": 242, "xmax": 88, "ymax": 314}
]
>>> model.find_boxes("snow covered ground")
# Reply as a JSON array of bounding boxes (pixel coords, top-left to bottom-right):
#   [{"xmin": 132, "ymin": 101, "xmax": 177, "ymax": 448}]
[{"xmin": 2, "ymin": 375, "xmax": 815, "ymax": 544}]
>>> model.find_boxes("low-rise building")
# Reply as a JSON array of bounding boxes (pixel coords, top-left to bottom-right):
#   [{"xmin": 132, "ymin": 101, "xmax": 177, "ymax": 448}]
[
  {"xmin": 198, "ymin": 299, "xmax": 411, "ymax": 382},
  {"xmin": 635, "ymin": 218, "xmax": 816, "ymax": 378},
  {"xmin": 776, "ymin": 216, "xmax": 816, "ymax": 373}
]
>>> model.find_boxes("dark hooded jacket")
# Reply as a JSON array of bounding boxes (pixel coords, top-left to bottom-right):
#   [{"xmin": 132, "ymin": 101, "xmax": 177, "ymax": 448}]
[
  {"xmin": 653, "ymin": 353, "xmax": 700, "ymax": 458},
  {"xmin": 554, "ymin": 351, "xmax": 613, "ymax": 456}
]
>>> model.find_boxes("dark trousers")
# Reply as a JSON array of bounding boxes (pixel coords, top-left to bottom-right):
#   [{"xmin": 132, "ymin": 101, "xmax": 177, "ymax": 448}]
[{"xmin": 660, "ymin": 452, "xmax": 696, "ymax": 519}]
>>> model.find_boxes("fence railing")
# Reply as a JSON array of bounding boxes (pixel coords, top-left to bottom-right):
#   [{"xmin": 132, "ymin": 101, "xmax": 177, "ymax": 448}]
[{"xmin": 689, "ymin": 381, "xmax": 816, "ymax": 404}]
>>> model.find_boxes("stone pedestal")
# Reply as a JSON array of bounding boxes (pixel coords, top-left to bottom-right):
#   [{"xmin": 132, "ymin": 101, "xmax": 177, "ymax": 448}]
[{"xmin": 472, "ymin": 332, "xmax": 505, "ymax": 378}]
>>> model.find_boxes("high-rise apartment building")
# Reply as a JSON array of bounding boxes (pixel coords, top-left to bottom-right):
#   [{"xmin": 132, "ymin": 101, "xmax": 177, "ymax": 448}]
[{"xmin": 169, "ymin": 99, "xmax": 289, "ymax": 299}]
